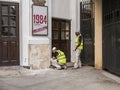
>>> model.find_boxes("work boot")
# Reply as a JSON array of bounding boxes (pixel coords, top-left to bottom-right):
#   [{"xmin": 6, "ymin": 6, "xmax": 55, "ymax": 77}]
[
  {"xmin": 55, "ymin": 67, "xmax": 62, "ymax": 70},
  {"xmin": 72, "ymin": 67, "xmax": 80, "ymax": 70},
  {"xmin": 49, "ymin": 65, "xmax": 55, "ymax": 69},
  {"xmin": 61, "ymin": 65, "xmax": 67, "ymax": 70},
  {"xmin": 63, "ymin": 65, "xmax": 67, "ymax": 70}
]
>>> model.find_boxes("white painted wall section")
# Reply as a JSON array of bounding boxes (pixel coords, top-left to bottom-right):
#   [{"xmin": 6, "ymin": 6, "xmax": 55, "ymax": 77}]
[
  {"xmin": 20, "ymin": 0, "xmax": 30, "ymax": 66},
  {"xmin": 52, "ymin": 0, "xmax": 71, "ymax": 19},
  {"xmin": 70, "ymin": 0, "xmax": 77, "ymax": 62},
  {"xmin": 0, "ymin": 0, "xmax": 20, "ymax": 2}
]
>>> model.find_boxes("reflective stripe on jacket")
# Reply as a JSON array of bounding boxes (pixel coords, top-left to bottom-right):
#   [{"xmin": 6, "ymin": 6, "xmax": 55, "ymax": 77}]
[
  {"xmin": 56, "ymin": 50, "xmax": 66, "ymax": 64},
  {"xmin": 75, "ymin": 34, "xmax": 83, "ymax": 50}
]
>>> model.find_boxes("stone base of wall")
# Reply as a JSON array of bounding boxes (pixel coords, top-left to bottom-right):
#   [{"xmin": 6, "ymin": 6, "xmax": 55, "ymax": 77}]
[{"xmin": 29, "ymin": 44, "xmax": 50, "ymax": 69}]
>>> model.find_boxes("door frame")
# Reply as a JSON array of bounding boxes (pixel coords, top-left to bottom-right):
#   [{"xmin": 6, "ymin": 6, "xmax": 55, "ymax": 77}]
[{"xmin": 52, "ymin": 18, "xmax": 71, "ymax": 62}]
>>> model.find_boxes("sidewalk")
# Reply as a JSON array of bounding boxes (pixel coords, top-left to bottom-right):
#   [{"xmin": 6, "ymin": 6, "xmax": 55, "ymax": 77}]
[
  {"xmin": 0, "ymin": 66, "xmax": 46, "ymax": 76},
  {"xmin": 0, "ymin": 66, "xmax": 120, "ymax": 90},
  {"xmin": 0, "ymin": 62, "xmax": 74, "ymax": 76}
]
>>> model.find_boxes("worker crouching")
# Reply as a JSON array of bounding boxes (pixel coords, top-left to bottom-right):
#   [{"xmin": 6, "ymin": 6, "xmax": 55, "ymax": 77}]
[{"xmin": 50, "ymin": 47, "xmax": 67, "ymax": 70}]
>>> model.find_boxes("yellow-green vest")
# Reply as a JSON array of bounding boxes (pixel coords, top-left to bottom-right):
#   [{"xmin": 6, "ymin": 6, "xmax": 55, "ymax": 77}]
[
  {"xmin": 75, "ymin": 34, "xmax": 83, "ymax": 50},
  {"xmin": 56, "ymin": 50, "xmax": 66, "ymax": 64}
]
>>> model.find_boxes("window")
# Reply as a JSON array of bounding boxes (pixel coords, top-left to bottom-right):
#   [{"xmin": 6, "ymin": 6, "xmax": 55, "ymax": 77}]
[
  {"xmin": 1, "ymin": 5, "xmax": 17, "ymax": 37},
  {"xmin": 52, "ymin": 19, "xmax": 70, "ymax": 40}
]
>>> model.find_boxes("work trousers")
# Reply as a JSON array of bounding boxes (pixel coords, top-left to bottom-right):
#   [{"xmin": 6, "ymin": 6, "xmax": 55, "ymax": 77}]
[
  {"xmin": 50, "ymin": 59, "xmax": 61, "ymax": 69},
  {"xmin": 74, "ymin": 49, "xmax": 82, "ymax": 68},
  {"xmin": 50, "ymin": 59, "xmax": 67, "ymax": 69}
]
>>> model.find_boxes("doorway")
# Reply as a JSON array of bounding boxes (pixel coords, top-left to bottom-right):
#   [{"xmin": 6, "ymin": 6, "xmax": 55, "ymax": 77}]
[
  {"xmin": 52, "ymin": 18, "xmax": 71, "ymax": 62},
  {"xmin": 0, "ymin": 2, "xmax": 19, "ymax": 66}
]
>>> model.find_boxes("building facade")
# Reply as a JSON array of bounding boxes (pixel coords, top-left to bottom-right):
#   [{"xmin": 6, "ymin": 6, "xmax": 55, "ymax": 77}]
[
  {"xmin": 0, "ymin": 0, "xmax": 80, "ymax": 69},
  {"xmin": 0, "ymin": 0, "xmax": 51, "ymax": 69},
  {"xmin": 0, "ymin": 0, "xmax": 120, "ymax": 76}
]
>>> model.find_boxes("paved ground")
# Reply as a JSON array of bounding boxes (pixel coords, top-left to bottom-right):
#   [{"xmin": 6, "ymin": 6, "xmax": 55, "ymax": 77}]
[{"xmin": 0, "ymin": 66, "xmax": 120, "ymax": 90}]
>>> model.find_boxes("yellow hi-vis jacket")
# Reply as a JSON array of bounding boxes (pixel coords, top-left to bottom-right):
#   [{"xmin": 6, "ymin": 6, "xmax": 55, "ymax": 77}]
[
  {"xmin": 56, "ymin": 50, "xmax": 66, "ymax": 64},
  {"xmin": 75, "ymin": 34, "xmax": 83, "ymax": 50}
]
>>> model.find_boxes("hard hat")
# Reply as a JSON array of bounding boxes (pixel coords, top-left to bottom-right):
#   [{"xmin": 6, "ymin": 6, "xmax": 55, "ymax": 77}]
[{"xmin": 52, "ymin": 47, "xmax": 56, "ymax": 50}]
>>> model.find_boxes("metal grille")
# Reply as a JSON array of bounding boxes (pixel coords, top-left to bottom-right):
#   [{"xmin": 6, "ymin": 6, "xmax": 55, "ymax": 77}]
[
  {"xmin": 103, "ymin": 0, "xmax": 120, "ymax": 76},
  {"xmin": 80, "ymin": 0, "xmax": 95, "ymax": 66}
]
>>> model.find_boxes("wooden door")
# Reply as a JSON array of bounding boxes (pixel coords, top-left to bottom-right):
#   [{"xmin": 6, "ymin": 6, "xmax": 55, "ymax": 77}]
[
  {"xmin": 0, "ymin": 2, "xmax": 19, "ymax": 66},
  {"xmin": 52, "ymin": 18, "xmax": 71, "ymax": 62}
]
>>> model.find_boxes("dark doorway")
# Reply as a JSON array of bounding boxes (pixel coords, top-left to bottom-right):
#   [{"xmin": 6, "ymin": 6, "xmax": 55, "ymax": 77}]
[
  {"xmin": 103, "ymin": 0, "xmax": 120, "ymax": 76},
  {"xmin": 0, "ymin": 2, "xmax": 19, "ymax": 66},
  {"xmin": 52, "ymin": 18, "xmax": 71, "ymax": 62},
  {"xmin": 80, "ymin": 0, "xmax": 95, "ymax": 66}
]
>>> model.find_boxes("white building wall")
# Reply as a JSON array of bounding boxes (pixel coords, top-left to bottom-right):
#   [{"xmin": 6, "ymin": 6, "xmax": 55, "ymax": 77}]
[
  {"xmin": 1, "ymin": 0, "xmax": 82, "ymax": 67},
  {"xmin": 20, "ymin": 0, "xmax": 51, "ymax": 69},
  {"xmin": 20, "ymin": 0, "xmax": 30, "ymax": 66},
  {"xmin": 0, "ymin": 0, "xmax": 20, "ymax": 2},
  {"xmin": 0, "ymin": 0, "xmax": 51, "ymax": 69},
  {"xmin": 19, "ymin": 0, "xmax": 27, "ymax": 66},
  {"xmin": 52, "ymin": 0, "xmax": 71, "ymax": 19},
  {"xmin": 70, "ymin": 0, "xmax": 77, "ymax": 62}
]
